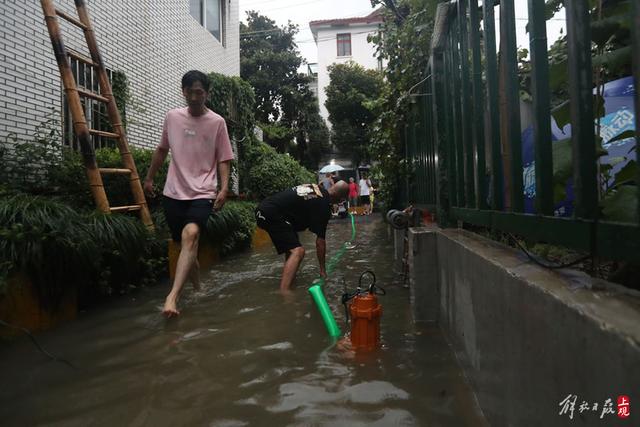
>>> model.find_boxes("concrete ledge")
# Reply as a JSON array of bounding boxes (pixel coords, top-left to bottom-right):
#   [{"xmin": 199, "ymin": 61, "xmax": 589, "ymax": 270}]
[
  {"xmin": 407, "ymin": 227, "xmax": 640, "ymax": 426},
  {"xmin": 0, "ymin": 273, "xmax": 77, "ymax": 338},
  {"xmin": 392, "ymin": 226, "xmax": 405, "ymax": 270},
  {"xmin": 407, "ymin": 226, "xmax": 439, "ymax": 323},
  {"xmin": 252, "ymin": 227, "xmax": 271, "ymax": 248}
]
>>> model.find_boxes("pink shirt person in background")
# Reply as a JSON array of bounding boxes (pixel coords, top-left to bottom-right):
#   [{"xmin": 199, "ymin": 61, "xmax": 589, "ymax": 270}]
[{"xmin": 144, "ymin": 70, "xmax": 234, "ymax": 317}]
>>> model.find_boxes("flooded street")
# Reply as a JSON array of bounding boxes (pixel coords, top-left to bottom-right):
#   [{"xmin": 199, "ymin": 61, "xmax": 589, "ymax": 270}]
[{"xmin": 0, "ymin": 217, "xmax": 485, "ymax": 426}]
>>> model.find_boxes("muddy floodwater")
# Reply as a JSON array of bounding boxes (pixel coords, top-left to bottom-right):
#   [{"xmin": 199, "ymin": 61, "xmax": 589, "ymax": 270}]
[{"xmin": 0, "ymin": 216, "xmax": 486, "ymax": 426}]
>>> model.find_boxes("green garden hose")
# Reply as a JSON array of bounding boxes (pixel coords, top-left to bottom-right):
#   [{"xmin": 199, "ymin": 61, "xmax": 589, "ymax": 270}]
[{"xmin": 308, "ymin": 214, "xmax": 357, "ymax": 337}]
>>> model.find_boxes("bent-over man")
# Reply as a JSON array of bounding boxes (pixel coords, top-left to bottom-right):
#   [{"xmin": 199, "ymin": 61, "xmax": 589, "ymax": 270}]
[{"xmin": 255, "ymin": 181, "xmax": 349, "ymax": 294}]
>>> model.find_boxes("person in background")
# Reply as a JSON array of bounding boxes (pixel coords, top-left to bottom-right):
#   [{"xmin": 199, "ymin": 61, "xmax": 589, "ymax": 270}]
[
  {"xmin": 319, "ymin": 173, "xmax": 334, "ymax": 190},
  {"xmin": 144, "ymin": 70, "xmax": 234, "ymax": 317},
  {"xmin": 348, "ymin": 177, "xmax": 359, "ymax": 215},
  {"xmin": 255, "ymin": 181, "xmax": 349, "ymax": 294},
  {"xmin": 369, "ymin": 182, "xmax": 376, "ymax": 214},
  {"xmin": 358, "ymin": 173, "xmax": 372, "ymax": 215}
]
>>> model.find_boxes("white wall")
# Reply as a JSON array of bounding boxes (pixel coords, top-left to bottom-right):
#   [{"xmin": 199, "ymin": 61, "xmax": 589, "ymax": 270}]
[
  {"xmin": 0, "ymin": 0, "xmax": 239, "ymax": 151},
  {"xmin": 315, "ymin": 23, "xmax": 381, "ymax": 125}
]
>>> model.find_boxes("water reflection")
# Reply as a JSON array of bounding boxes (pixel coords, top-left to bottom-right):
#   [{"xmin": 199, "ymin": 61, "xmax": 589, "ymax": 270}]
[{"xmin": 0, "ymin": 217, "xmax": 485, "ymax": 426}]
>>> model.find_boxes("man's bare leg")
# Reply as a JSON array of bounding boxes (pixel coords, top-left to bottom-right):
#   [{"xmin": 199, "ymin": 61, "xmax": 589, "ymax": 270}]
[
  {"xmin": 164, "ymin": 223, "xmax": 200, "ymax": 316},
  {"xmin": 189, "ymin": 258, "xmax": 201, "ymax": 292},
  {"xmin": 280, "ymin": 246, "xmax": 305, "ymax": 294}
]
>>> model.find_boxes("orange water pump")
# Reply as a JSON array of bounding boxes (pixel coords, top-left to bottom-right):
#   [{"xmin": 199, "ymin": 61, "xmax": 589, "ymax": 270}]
[{"xmin": 342, "ymin": 271, "xmax": 385, "ymax": 351}]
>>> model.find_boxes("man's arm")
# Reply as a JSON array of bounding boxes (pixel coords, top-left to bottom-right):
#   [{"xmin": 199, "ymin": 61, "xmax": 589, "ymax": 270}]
[
  {"xmin": 316, "ymin": 237, "xmax": 327, "ymax": 278},
  {"xmin": 213, "ymin": 160, "xmax": 231, "ymax": 210},
  {"xmin": 143, "ymin": 146, "xmax": 169, "ymax": 195}
]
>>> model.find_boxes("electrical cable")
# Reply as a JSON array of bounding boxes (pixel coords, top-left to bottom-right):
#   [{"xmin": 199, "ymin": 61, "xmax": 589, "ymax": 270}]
[
  {"xmin": 507, "ymin": 233, "xmax": 590, "ymax": 270},
  {"xmin": 0, "ymin": 319, "xmax": 77, "ymax": 370}
]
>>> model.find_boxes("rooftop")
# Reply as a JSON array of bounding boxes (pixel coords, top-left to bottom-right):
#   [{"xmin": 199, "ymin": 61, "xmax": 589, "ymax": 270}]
[{"xmin": 309, "ymin": 9, "xmax": 383, "ymax": 39}]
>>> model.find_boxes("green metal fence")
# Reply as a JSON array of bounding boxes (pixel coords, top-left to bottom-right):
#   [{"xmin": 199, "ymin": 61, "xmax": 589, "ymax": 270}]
[
  {"xmin": 405, "ymin": 75, "xmax": 437, "ymax": 210},
  {"xmin": 407, "ymin": 0, "xmax": 640, "ymax": 262}
]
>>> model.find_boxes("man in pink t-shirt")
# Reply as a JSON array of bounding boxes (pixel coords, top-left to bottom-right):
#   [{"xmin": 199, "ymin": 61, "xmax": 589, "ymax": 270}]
[{"xmin": 144, "ymin": 70, "xmax": 234, "ymax": 317}]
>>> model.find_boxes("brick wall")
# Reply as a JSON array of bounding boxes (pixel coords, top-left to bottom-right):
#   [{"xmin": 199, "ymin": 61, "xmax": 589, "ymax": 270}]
[{"xmin": 0, "ymin": 0, "xmax": 240, "ymax": 150}]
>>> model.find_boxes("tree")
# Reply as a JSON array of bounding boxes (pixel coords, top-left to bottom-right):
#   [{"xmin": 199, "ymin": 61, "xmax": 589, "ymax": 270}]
[
  {"xmin": 367, "ymin": 0, "xmax": 438, "ymax": 208},
  {"xmin": 240, "ymin": 12, "xmax": 328, "ymax": 168},
  {"xmin": 324, "ymin": 62, "xmax": 385, "ymax": 166}
]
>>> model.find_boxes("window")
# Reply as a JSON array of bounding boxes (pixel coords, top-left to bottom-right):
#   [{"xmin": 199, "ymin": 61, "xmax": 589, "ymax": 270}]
[
  {"xmin": 63, "ymin": 52, "xmax": 115, "ymax": 151},
  {"xmin": 189, "ymin": 0, "xmax": 225, "ymax": 44},
  {"xmin": 337, "ymin": 33, "xmax": 351, "ymax": 57},
  {"xmin": 189, "ymin": 0, "xmax": 202, "ymax": 23}
]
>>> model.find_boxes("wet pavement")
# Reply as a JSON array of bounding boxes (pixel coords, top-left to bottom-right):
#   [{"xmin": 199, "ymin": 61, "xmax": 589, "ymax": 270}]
[{"xmin": 0, "ymin": 216, "xmax": 486, "ymax": 426}]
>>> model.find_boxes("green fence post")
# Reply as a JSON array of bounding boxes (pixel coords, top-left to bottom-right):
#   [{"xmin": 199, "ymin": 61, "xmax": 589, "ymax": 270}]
[
  {"xmin": 446, "ymin": 30, "xmax": 459, "ymax": 208},
  {"xmin": 566, "ymin": 0, "xmax": 597, "ymax": 220},
  {"xmin": 441, "ymin": 34, "xmax": 458, "ymax": 211},
  {"xmin": 500, "ymin": 0, "xmax": 524, "ymax": 213},
  {"xmin": 469, "ymin": 0, "xmax": 486, "ymax": 209},
  {"xmin": 483, "ymin": 0, "xmax": 503, "ymax": 211},
  {"xmin": 433, "ymin": 52, "xmax": 450, "ymax": 226},
  {"xmin": 410, "ymin": 106, "xmax": 418, "ymax": 203},
  {"xmin": 458, "ymin": 0, "xmax": 475, "ymax": 208},
  {"xmin": 451, "ymin": 18, "xmax": 465, "ymax": 207},
  {"xmin": 426, "ymin": 74, "xmax": 437, "ymax": 205},
  {"xmin": 528, "ymin": 0, "xmax": 554, "ymax": 216}
]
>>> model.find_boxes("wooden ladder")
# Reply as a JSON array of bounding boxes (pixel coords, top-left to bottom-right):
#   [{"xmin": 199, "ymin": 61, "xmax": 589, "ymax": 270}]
[{"xmin": 40, "ymin": 0, "xmax": 153, "ymax": 228}]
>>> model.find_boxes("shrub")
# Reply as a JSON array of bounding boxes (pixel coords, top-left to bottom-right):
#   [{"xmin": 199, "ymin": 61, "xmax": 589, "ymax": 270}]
[
  {"xmin": 0, "ymin": 111, "xmax": 64, "ymax": 194},
  {"xmin": 47, "ymin": 147, "xmax": 169, "ymax": 212},
  {"xmin": 0, "ymin": 195, "xmax": 92, "ymax": 308},
  {"xmin": 204, "ymin": 201, "xmax": 257, "ymax": 255},
  {"xmin": 243, "ymin": 142, "xmax": 316, "ymax": 199},
  {"xmin": 0, "ymin": 194, "xmax": 167, "ymax": 309}
]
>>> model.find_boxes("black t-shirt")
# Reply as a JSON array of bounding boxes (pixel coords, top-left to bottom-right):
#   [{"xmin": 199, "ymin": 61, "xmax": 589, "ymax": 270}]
[{"xmin": 261, "ymin": 184, "xmax": 331, "ymax": 238}]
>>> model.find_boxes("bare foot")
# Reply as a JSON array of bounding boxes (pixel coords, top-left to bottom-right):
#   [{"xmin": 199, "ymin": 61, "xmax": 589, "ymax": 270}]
[
  {"xmin": 279, "ymin": 288, "xmax": 295, "ymax": 303},
  {"xmin": 163, "ymin": 297, "xmax": 180, "ymax": 318}
]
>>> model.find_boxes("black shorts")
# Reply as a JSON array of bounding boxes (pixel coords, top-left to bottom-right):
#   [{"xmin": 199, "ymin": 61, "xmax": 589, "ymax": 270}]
[
  {"xmin": 359, "ymin": 195, "xmax": 370, "ymax": 204},
  {"xmin": 163, "ymin": 196, "xmax": 213, "ymax": 242},
  {"xmin": 255, "ymin": 204, "xmax": 300, "ymax": 255}
]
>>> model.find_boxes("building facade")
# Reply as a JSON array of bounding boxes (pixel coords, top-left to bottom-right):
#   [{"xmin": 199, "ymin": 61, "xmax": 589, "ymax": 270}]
[
  {"xmin": 309, "ymin": 10, "xmax": 383, "ymax": 127},
  {"xmin": 0, "ymin": 0, "xmax": 239, "ymax": 151}
]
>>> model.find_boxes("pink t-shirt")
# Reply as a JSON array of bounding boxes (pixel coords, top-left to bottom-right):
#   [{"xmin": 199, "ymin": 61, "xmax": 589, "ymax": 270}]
[
  {"xmin": 159, "ymin": 107, "xmax": 234, "ymax": 200},
  {"xmin": 348, "ymin": 182, "xmax": 358, "ymax": 198}
]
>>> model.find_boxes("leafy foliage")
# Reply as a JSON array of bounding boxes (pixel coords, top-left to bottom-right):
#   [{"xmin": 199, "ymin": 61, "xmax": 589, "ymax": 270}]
[
  {"xmin": 243, "ymin": 142, "xmax": 315, "ymax": 199},
  {"xmin": 112, "ymin": 70, "xmax": 131, "ymax": 129},
  {"xmin": 518, "ymin": 0, "xmax": 636, "ymax": 223},
  {"xmin": 0, "ymin": 111, "xmax": 64, "ymax": 194},
  {"xmin": 325, "ymin": 62, "xmax": 385, "ymax": 166},
  {"xmin": 368, "ymin": 0, "xmax": 439, "ymax": 209},
  {"xmin": 0, "ymin": 195, "xmax": 167, "ymax": 308},
  {"xmin": 240, "ymin": 11, "xmax": 329, "ymax": 167},
  {"xmin": 205, "ymin": 201, "xmax": 257, "ymax": 255}
]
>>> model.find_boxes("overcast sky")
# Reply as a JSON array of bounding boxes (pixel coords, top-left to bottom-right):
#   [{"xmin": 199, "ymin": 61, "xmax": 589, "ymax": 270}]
[{"xmin": 238, "ymin": 0, "xmax": 566, "ymax": 66}]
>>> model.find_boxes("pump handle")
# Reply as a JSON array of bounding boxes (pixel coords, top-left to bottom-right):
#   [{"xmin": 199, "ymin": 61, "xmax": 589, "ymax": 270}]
[{"xmin": 360, "ymin": 270, "xmax": 382, "ymax": 294}]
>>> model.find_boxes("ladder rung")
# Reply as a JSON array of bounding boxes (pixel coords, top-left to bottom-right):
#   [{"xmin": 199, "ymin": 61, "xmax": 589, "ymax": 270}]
[
  {"xmin": 110, "ymin": 205, "xmax": 142, "ymax": 213},
  {"xmin": 67, "ymin": 50, "xmax": 96, "ymax": 67},
  {"xmin": 89, "ymin": 129, "xmax": 119, "ymax": 139},
  {"xmin": 77, "ymin": 87, "xmax": 109, "ymax": 103},
  {"xmin": 99, "ymin": 168, "xmax": 131, "ymax": 175},
  {"xmin": 55, "ymin": 9, "xmax": 87, "ymax": 30}
]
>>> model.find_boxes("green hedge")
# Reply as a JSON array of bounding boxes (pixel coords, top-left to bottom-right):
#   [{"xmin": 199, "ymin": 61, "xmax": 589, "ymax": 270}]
[
  {"xmin": 0, "ymin": 194, "xmax": 167, "ymax": 308},
  {"xmin": 243, "ymin": 142, "xmax": 316, "ymax": 199},
  {"xmin": 204, "ymin": 201, "xmax": 257, "ymax": 255},
  {"xmin": 44, "ymin": 147, "xmax": 169, "ymax": 212}
]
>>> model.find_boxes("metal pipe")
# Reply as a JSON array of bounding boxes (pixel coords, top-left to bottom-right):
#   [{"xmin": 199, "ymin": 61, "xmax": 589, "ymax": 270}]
[
  {"xmin": 528, "ymin": 0, "xmax": 554, "ymax": 216},
  {"xmin": 566, "ymin": 0, "xmax": 597, "ymax": 220}
]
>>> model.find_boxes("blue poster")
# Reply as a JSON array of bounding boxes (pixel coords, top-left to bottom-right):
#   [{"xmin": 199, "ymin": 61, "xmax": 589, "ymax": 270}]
[{"xmin": 521, "ymin": 76, "xmax": 636, "ymax": 216}]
